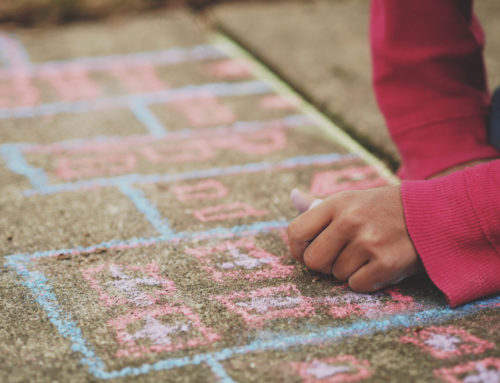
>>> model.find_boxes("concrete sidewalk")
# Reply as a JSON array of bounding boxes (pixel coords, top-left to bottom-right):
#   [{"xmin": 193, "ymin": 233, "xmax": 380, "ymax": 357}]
[{"xmin": 0, "ymin": 3, "xmax": 499, "ymax": 383}]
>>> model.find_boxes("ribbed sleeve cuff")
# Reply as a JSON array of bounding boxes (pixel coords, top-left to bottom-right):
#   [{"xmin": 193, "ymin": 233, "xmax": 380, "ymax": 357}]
[
  {"xmin": 392, "ymin": 115, "xmax": 500, "ymax": 180},
  {"xmin": 401, "ymin": 162, "xmax": 500, "ymax": 307}
]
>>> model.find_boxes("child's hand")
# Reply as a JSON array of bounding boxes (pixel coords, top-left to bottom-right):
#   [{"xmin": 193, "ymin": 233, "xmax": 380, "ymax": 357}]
[{"xmin": 287, "ymin": 186, "xmax": 423, "ymax": 292}]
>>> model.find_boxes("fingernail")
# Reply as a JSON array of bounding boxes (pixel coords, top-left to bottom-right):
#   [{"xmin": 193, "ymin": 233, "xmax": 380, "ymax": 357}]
[{"xmin": 309, "ymin": 199, "xmax": 324, "ymax": 210}]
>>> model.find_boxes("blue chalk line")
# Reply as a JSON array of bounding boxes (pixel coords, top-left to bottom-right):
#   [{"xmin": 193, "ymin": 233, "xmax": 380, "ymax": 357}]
[
  {"xmin": 23, "ymin": 153, "xmax": 357, "ymax": 196},
  {"xmin": 0, "ymin": 144, "xmax": 48, "ymax": 188},
  {"xmin": 0, "ymin": 81, "xmax": 271, "ymax": 120},
  {"xmin": 118, "ymin": 183, "xmax": 174, "ymax": 236},
  {"xmin": 130, "ymin": 101, "xmax": 168, "ymax": 137},
  {"xmin": 0, "ymin": 44, "xmax": 223, "ymax": 75}
]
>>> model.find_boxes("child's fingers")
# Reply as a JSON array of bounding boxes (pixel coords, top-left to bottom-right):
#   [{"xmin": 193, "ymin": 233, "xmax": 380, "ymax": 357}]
[
  {"xmin": 330, "ymin": 241, "xmax": 370, "ymax": 281},
  {"xmin": 302, "ymin": 221, "xmax": 349, "ymax": 274},
  {"xmin": 347, "ymin": 261, "xmax": 390, "ymax": 293},
  {"xmin": 287, "ymin": 200, "xmax": 335, "ymax": 263}
]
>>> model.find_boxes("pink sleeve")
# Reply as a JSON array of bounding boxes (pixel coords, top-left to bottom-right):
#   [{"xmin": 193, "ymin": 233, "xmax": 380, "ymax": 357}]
[
  {"xmin": 370, "ymin": 0, "xmax": 499, "ymax": 180},
  {"xmin": 401, "ymin": 162, "xmax": 500, "ymax": 307},
  {"xmin": 370, "ymin": 0, "xmax": 500, "ymax": 306}
]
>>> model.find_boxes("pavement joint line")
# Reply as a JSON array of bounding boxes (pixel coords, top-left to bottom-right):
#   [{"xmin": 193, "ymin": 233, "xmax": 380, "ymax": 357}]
[
  {"xmin": 211, "ymin": 33, "xmax": 400, "ymax": 185},
  {"xmin": 22, "ymin": 152, "xmax": 358, "ymax": 196},
  {"xmin": 0, "ymin": 44, "xmax": 223, "ymax": 77},
  {"xmin": 0, "ymin": 80, "xmax": 272, "ymax": 119}
]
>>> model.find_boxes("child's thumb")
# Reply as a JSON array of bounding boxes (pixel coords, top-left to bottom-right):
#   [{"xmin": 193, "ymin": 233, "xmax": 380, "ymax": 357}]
[{"xmin": 290, "ymin": 188, "xmax": 323, "ymax": 213}]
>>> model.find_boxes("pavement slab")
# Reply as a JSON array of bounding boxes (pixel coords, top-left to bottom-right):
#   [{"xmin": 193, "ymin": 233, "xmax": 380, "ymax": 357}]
[
  {"xmin": 210, "ymin": 0, "xmax": 500, "ymax": 167},
  {"xmin": 0, "ymin": 7, "xmax": 499, "ymax": 383}
]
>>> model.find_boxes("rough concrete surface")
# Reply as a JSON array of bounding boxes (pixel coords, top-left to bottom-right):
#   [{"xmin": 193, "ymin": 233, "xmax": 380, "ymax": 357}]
[
  {"xmin": 211, "ymin": 0, "xmax": 500, "ymax": 167},
  {"xmin": 0, "ymin": 7, "xmax": 499, "ymax": 383}
]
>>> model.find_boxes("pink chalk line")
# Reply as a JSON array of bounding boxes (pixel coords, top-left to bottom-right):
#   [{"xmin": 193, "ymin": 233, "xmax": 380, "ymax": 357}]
[
  {"xmin": 108, "ymin": 62, "xmax": 168, "ymax": 93},
  {"xmin": 207, "ymin": 59, "xmax": 252, "ymax": 79},
  {"xmin": 22, "ymin": 116, "xmax": 305, "ymax": 155},
  {"xmin": 259, "ymin": 94, "xmax": 300, "ymax": 111},
  {"xmin": 400, "ymin": 326, "xmax": 494, "ymax": 359},
  {"xmin": 310, "ymin": 165, "xmax": 388, "ymax": 197},
  {"xmin": 48, "ymin": 128, "xmax": 287, "ymax": 180},
  {"xmin": 0, "ymin": 71, "xmax": 40, "ymax": 108},
  {"xmin": 212, "ymin": 284, "xmax": 315, "ymax": 327},
  {"xmin": 193, "ymin": 202, "xmax": 268, "ymax": 222},
  {"xmin": 172, "ymin": 179, "xmax": 229, "ymax": 202},
  {"xmin": 108, "ymin": 303, "xmax": 220, "ymax": 358},
  {"xmin": 321, "ymin": 285, "xmax": 418, "ymax": 319},
  {"xmin": 39, "ymin": 65, "xmax": 101, "ymax": 102},
  {"xmin": 290, "ymin": 355, "xmax": 374, "ymax": 383},
  {"xmin": 434, "ymin": 357, "xmax": 500, "ymax": 383},
  {"xmin": 185, "ymin": 237, "xmax": 293, "ymax": 282},
  {"xmin": 81, "ymin": 262, "xmax": 175, "ymax": 307},
  {"xmin": 170, "ymin": 94, "xmax": 236, "ymax": 128}
]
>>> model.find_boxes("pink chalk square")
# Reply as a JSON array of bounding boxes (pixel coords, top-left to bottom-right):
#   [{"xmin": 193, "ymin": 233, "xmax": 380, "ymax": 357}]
[
  {"xmin": 81, "ymin": 262, "xmax": 176, "ymax": 308},
  {"xmin": 290, "ymin": 355, "xmax": 374, "ymax": 383},
  {"xmin": 109, "ymin": 303, "xmax": 220, "ymax": 358},
  {"xmin": 39, "ymin": 65, "xmax": 101, "ymax": 101},
  {"xmin": 0, "ymin": 71, "xmax": 40, "ymax": 108},
  {"xmin": 185, "ymin": 237, "xmax": 294, "ymax": 283},
  {"xmin": 55, "ymin": 153, "xmax": 136, "ymax": 180},
  {"xmin": 193, "ymin": 202, "xmax": 268, "ymax": 222},
  {"xmin": 170, "ymin": 95, "xmax": 236, "ymax": 128},
  {"xmin": 321, "ymin": 285, "xmax": 417, "ymax": 319},
  {"xmin": 259, "ymin": 94, "xmax": 300, "ymax": 111},
  {"xmin": 207, "ymin": 59, "xmax": 252, "ymax": 79},
  {"xmin": 310, "ymin": 166, "xmax": 387, "ymax": 197},
  {"xmin": 434, "ymin": 357, "xmax": 500, "ymax": 383},
  {"xmin": 213, "ymin": 284, "xmax": 315, "ymax": 328},
  {"xmin": 139, "ymin": 140, "xmax": 216, "ymax": 164},
  {"xmin": 400, "ymin": 326, "xmax": 494, "ymax": 359},
  {"xmin": 108, "ymin": 62, "xmax": 168, "ymax": 93},
  {"xmin": 172, "ymin": 179, "xmax": 229, "ymax": 202}
]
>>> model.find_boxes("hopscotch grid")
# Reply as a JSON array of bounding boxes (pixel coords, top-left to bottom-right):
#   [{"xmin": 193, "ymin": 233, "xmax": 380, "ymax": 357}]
[
  {"xmin": 0, "ymin": 80, "xmax": 271, "ymax": 119},
  {"xmin": 130, "ymin": 100, "xmax": 168, "ymax": 137},
  {"xmin": 5, "ymin": 251, "xmax": 500, "ymax": 380},
  {"xmin": 4, "ymin": 36, "xmax": 497, "ymax": 382},
  {"xmin": 22, "ymin": 152, "xmax": 358, "ymax": 196},
  {"xmin": 0, "ymin": 44, "xmax": 223, "ymax": 77},
  {"xmin": 1, "ymin": 114, "xmax": 314, "ymax": 193}
]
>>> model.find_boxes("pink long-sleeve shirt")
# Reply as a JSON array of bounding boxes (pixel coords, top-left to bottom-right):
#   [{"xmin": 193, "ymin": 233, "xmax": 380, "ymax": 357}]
[{"xmin": 370, "ymin": 0, "xmax": 500, "ymax": 307}]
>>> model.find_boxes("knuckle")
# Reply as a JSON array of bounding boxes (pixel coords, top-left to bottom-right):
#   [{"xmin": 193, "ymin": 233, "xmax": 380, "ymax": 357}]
[{"xmin": 303, "ymin": 249, "xmax": 328, "ymax": 273}]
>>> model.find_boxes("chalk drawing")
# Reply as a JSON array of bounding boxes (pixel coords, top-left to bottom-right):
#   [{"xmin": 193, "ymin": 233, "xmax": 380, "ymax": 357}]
[
  {"xmin": 108, "ymin": 62, "xmax": 168, "ymax": 93},
  {"xmin": 0, "ymin": 71, "xmax": 39, "ymax": 108},
  {"xmin": 39, "ymin": 65, "xmax": 101, "ymax": 101},
  {"xmin": 171, "ymin": 95, "xmax": 236, "ymax": 128},
  {"xmin": 185, "ymin": 237, "xmax": 293, "ymax": 282},
  {"xmin": 290, "ymin": 355, "xmax": 374, "ymax": 383},
  {"xmin": 81, "ymin": 262, "xmax": 175, "ymax": 307},
  {"xmin": 213, "ymin": 284, "xmax": 315, "ymax": 327},
  {"xmin": 193, "ymin": 202, "xmax": 268, "ymax": 222},
  {"xmin": 207, "ymin": 59, "xmax": 252, "ymax": 79},
  {"xmin": 109, "ymin": 304, "xmax": 220, "ymax": 358},
  {"xmin": 321, "ymin": 285, "xmax": 417, "ymax": 319},
  {"xmin": 400, "ymin": 326, "xmax": 494, "ymax": 359},
  {"xmin": 434, "ymin": 357, "xmax": 500, "ymax": 383},
  {"xmin": 260, "ymin": 94, "xmax": 300, "ymax": 111},
  {"xmin": 55, "ymin": 153, "xmax": 137, "ymax": 180},
  {"xmin": 310, "ymin": 166, "xmax": 387, "ymax": 197},
  {"xmin": 173, "ymin": 179, "xmax": 229, "ymax": 202}
]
